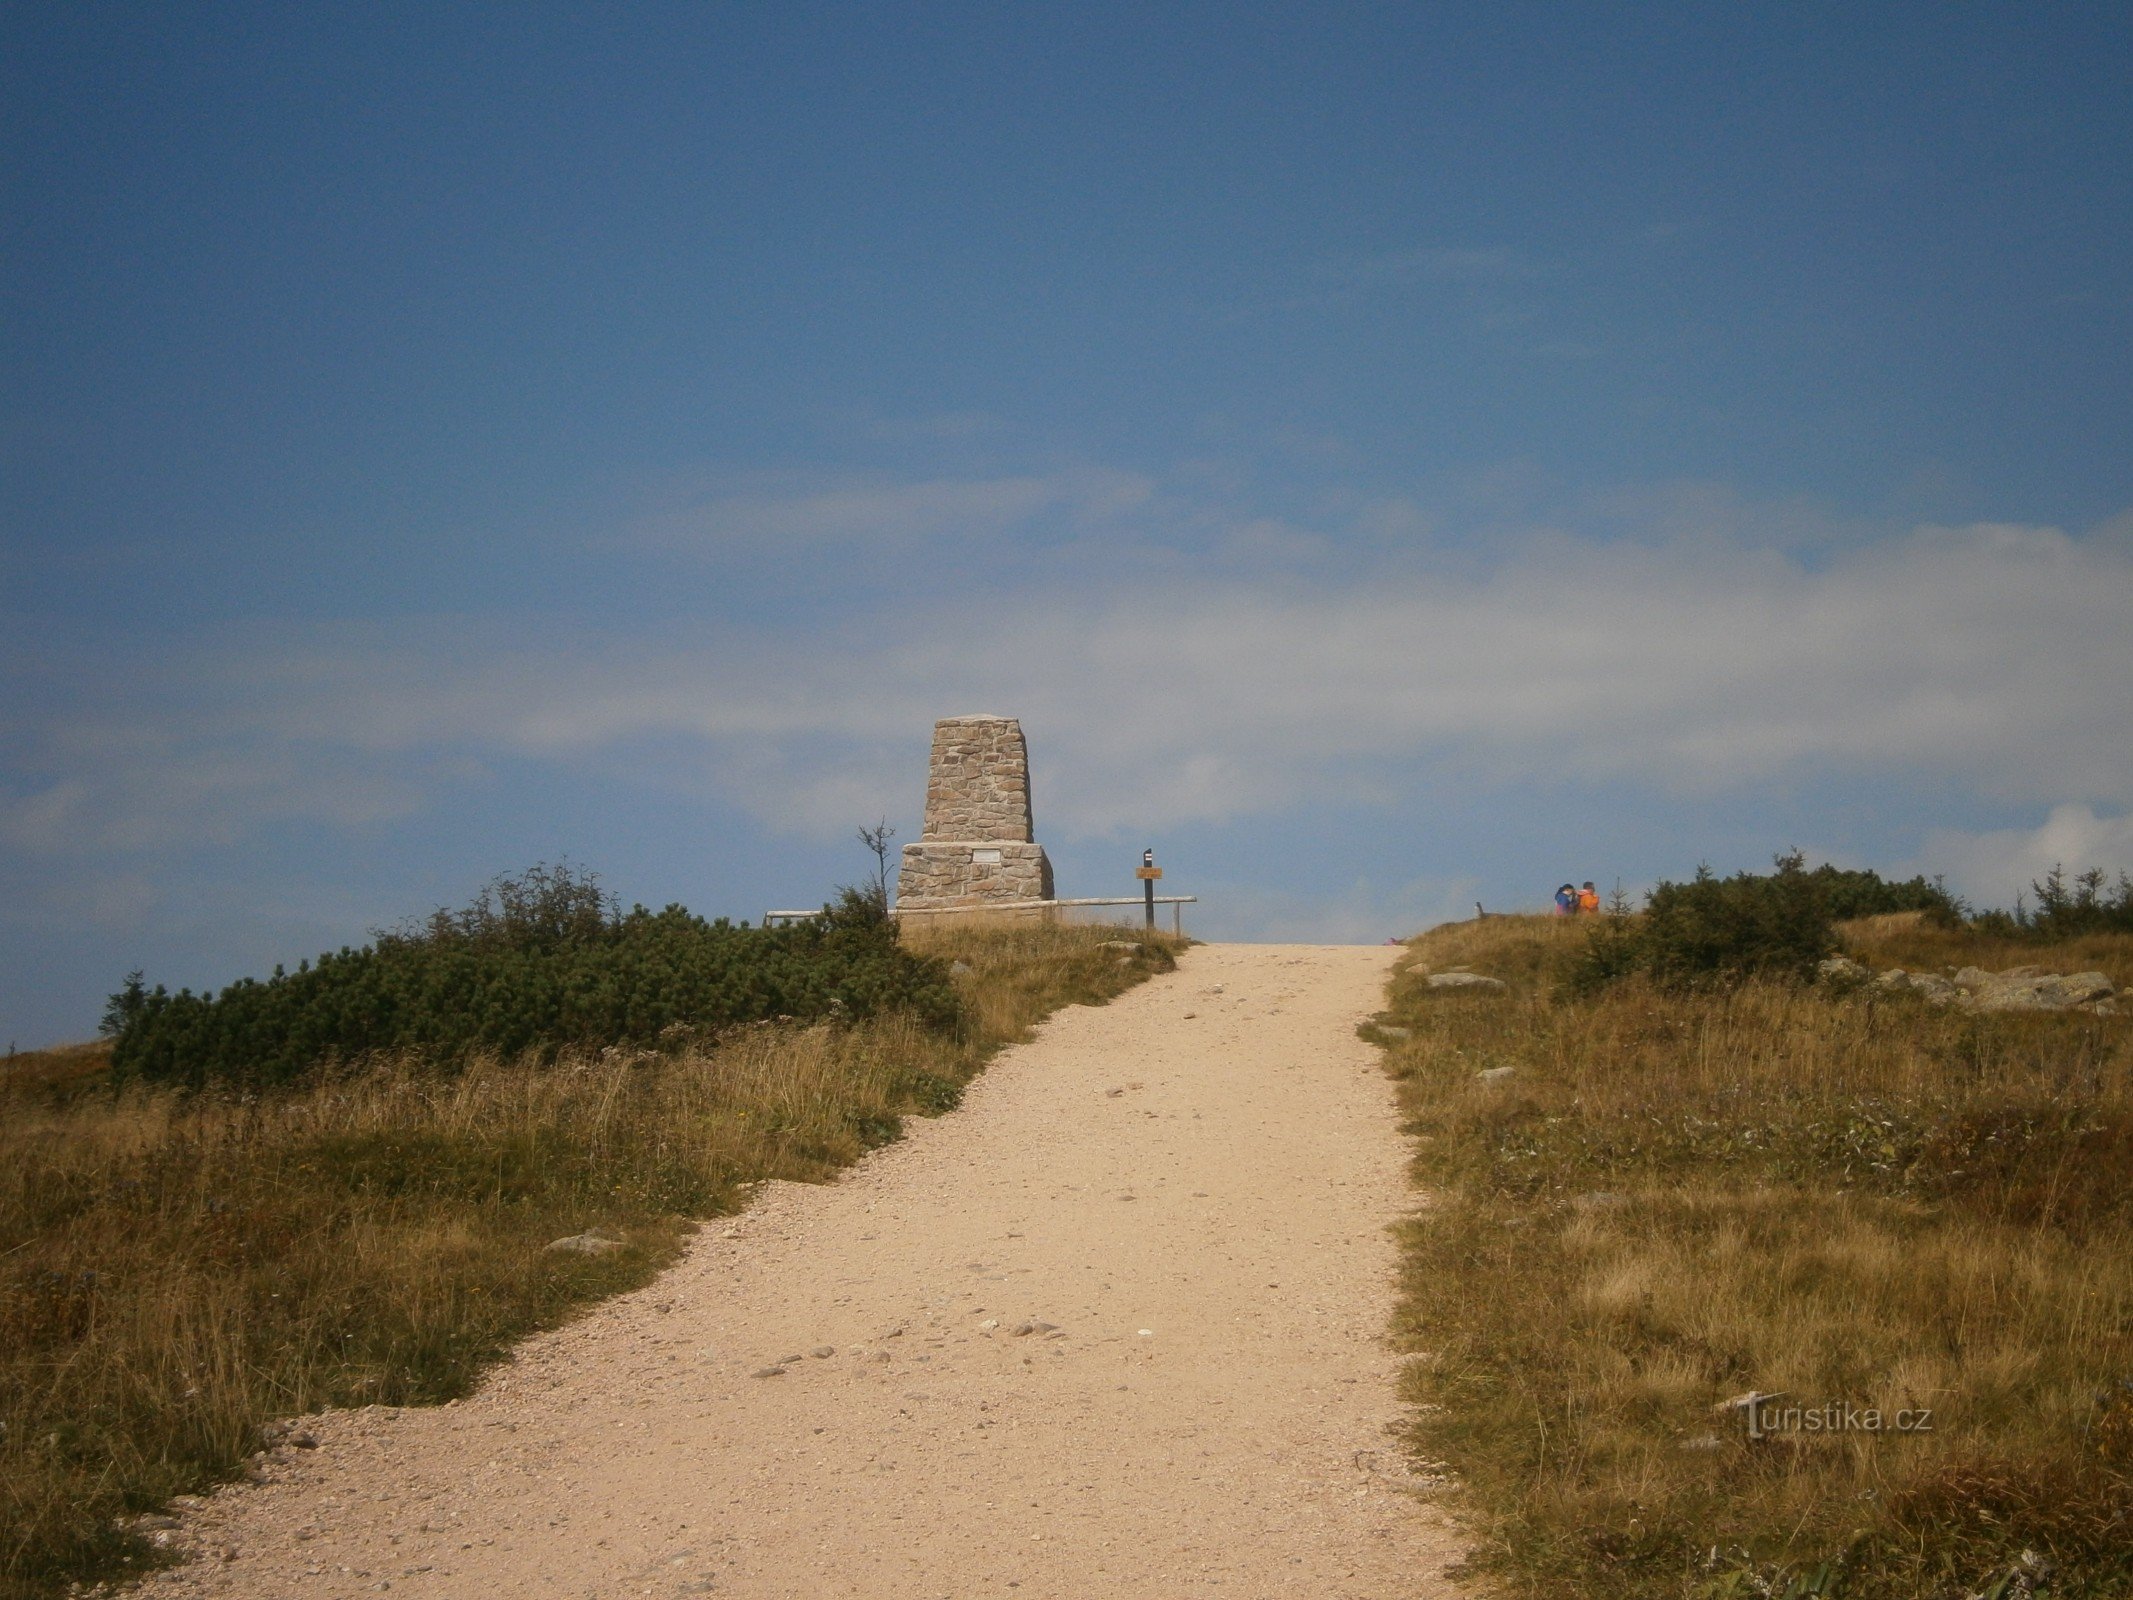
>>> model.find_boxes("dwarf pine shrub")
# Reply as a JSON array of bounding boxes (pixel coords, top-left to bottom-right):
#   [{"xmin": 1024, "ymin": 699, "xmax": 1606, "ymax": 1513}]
[
  {"xmin": 105, "ymin": 866, "xmax": 957, "ymax": 1090},
  {"xmin": 1569, "ymin": 851, "xmax": 1837, "ymax": 991}
]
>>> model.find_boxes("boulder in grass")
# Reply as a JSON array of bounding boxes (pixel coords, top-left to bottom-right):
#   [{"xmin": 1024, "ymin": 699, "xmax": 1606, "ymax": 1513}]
[
  {"xmin": 1875, "ymin": 969, "xmax": 1961, "ymax": 1004},
  {"xmin": 1903, "ymin": 964, "xmax": 2122, "ymax": 1014},
  {"xmin": 1428, "ymin": 972, "xmax": 1507, "ymax": 992},
  {"xmin": 1965, "ymin": 969, "xmax": 2117, "ymax": 1013}
]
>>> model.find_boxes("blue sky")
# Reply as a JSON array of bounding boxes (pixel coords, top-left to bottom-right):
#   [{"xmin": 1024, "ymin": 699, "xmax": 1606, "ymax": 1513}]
[{"xmin": 5, "ymin": 3, "xmax": 2132, "ymax": 1044}]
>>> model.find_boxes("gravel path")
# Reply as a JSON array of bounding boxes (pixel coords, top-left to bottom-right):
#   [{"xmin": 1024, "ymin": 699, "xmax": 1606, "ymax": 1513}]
[{"xmin": 136, "ymin": 942, "xmax": 1462, "ymax": 1598}]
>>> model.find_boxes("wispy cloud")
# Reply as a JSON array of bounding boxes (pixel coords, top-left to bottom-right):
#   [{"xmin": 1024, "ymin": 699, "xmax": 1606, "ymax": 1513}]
[
  {"xmin": 1247, "ymin": 243, "xmax": 1553, "ymax": 320},
  {"xmin": 9, "ymin": 513, "xmax": 2129, "ymax": 858},
  {"xmin": 1314, "ymin": 245, "xmax": 1545, "ymax": 290},
  {"xmin": 637, "ymin": 468, "xmax": 1155, "ymax": 554}
]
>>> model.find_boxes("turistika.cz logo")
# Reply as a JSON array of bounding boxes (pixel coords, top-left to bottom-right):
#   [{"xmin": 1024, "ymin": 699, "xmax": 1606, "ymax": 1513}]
[{"xmin": 1743, "ymin": 1396, "xmax": 1934, "ymax": 1440}]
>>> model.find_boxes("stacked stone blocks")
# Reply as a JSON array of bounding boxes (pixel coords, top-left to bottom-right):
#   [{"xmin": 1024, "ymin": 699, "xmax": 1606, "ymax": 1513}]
[{"xmin": 896, "ymin": 715, "xmax": 1055, "ymax": 908}]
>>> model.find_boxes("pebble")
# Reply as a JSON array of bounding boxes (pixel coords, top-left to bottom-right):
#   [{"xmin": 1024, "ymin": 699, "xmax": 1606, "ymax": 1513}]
[
  {"xmin": 750, "ymin": 1366, "xmax": 787, "ymax": 1379},
  {"xmin": 809, "ymin": 1346, "xmax": 835, "ymax": 1359},
  {"xmin": 1476, "ymin": 1066, "xmax": 1515, "ymax": 1082}
]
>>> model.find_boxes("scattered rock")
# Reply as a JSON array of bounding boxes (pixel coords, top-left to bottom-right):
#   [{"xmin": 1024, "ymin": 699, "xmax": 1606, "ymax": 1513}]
[
  {"xmin": 1098, "ymin": 941, "xmax": 1144, "ymax": 955},
  {"xmin": 1870, "ymin": 963, "xmax": 2120, "ymax": 1014},
  {"xmin": 1817, "ymin": 955, "xmax": 1869, "ymax": 984},
  {"xmin": 809, "ymin": 1346, "xmax": 835, "ymax": 1359},
  {"xmin": 1428, "ymin": 973, "xmax": 1507, "ymax": 992},
  {"xmin": 1571, "ymin": 1191, "xmax": 1627, "ymax": 1213},
  {"xmin": 750, "ymin": 1365, "xmax": 787, "ymax": 1379},
  {"xmin": 1012, "ymin": 1322, "xmax": 1034, "ymax": 1336},
  {"xmin": 776, "ymin": 1352, "xmax": 804, "ymax": 1365},
  {"xmin": 949, "ymin": 960, "xmax": 974, "ymax": 978},
  {"xmin": 1968, "ymin": 970, "xmax": 2116, "ymax": 1013},
  {"xmin": 544, "ymin": 1233, "xmax": 622, "ymax": 1256},
  {"xmin": 1877, "ymin": 969, "xmax": 1961, "ymax": 1004},
  {"xmin": 1476, "ymin": 1066, "xmax": 1515, "ymax": 1083},
  {"xmin": 289, "ymin": 1429, "xmax": 319, "ymax": 1449}
]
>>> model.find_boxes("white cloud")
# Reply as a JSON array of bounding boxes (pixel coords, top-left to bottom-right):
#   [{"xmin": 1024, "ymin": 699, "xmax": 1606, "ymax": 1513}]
[
  {"xmin": 6, "ymin": 513, "xmax": 2131, "ymax": 860},
  {"xmin": 1912, "ymin": 804, "xmax": 2133, "ymax": 910}
]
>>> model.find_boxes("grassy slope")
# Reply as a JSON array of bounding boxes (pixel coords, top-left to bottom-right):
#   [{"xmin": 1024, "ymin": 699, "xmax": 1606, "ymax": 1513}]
[
  {"xmin": 1377, "ymin": 914, "xmax": 2133, "ymax": 1599},
  {"xmin": 0, "ymin": 919, "xmax": 1177, "ymax": 1600}
]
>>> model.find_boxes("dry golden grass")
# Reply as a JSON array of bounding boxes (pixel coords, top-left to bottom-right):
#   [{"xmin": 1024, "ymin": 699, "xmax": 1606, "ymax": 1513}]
[
  {"xmin": 1381, "ymin": 915, "xmax": 2133, "ymax": 1599},
  {"xmin": 0, "ymin": 919, "xmax": 1177, "ymax": 1600}
]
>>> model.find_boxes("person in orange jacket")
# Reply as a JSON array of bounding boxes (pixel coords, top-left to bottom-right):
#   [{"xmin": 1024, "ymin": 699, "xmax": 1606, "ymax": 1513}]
[{"xmin": 1577, "ymin": 881, "xmax": 1600, "ymax": 914}]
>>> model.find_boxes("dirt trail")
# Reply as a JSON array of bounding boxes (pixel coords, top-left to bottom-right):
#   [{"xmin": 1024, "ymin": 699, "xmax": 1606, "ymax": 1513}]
[{"xmin": 138, "ymin": 943, "xmax": 1462, "ymax": 1598}]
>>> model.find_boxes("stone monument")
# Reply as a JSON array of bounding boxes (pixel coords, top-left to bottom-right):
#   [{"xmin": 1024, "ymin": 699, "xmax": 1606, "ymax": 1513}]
[{"xmin": 895, "ymin": 715, "xmax": 1055, "ymax": 908}]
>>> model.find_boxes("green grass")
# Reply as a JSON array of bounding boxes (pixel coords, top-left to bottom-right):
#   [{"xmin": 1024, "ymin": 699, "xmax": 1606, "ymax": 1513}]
[
  {"xmin": 1378, "ymin": 914, "xmax": 2133, "ymax": 1599},
  {"xmin": 0, "ymin": 918, "xmax": 1177, "ymax": 1600}
]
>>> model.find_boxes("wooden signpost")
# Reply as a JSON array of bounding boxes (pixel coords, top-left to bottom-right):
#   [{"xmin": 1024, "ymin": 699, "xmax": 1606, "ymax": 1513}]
[{"xmin": 1137, "ymin": 850, "xmax": 1162, "ymax": 927}]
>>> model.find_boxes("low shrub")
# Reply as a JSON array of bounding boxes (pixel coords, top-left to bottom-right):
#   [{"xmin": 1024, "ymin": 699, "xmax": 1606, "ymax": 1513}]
[
  {"xmin": 1570, "ymin": 852, "xmax": 1836, "ymax": 992},
  {"xmin": 104, "ymin": 867, "xmax": 956, "ymax": 1091},
  {"xmin": 1799, "ymin": 863, "xmax": 1963, "ymax": 925}
]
